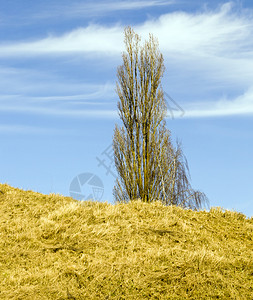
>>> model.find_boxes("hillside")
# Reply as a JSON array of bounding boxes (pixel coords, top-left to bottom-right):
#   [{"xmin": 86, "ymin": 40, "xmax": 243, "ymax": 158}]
[{"xmin": 0, "ymin": 183, "xmax": 252, "ymax": 299}]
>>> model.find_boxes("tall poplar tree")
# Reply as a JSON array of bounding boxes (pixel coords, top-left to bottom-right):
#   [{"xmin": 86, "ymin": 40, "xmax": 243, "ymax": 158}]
[{"xmin": 113, "ymin": 27, "xmax": 208, "ymax": 210}]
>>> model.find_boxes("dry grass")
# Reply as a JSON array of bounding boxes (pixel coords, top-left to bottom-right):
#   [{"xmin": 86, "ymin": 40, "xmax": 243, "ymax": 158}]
[{"xmin": 0, "ymin": 183, "xmax": 252, "ymax": 299}]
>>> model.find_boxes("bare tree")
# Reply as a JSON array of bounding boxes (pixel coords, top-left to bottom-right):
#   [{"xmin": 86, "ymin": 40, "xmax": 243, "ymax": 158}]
[{"xmin": 113, "ymin": 27, "xmax": 208, "ymax": 210}]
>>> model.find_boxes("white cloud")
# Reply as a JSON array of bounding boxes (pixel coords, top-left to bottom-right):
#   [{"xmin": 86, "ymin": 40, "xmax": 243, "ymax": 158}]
[
  {"xmin": 183, "ymin": 87, "xmax": 253, "ymax": 118},
  {"xmin": 0, "ymin": 25, "xmax": 122, "ymax": 55},
  {"xmin": 2, "ymin": 87, "xmax": 253, "ymax": 120},
  {"xmin": 103, "ymin": 0, "xmax": 174, "ymax": 10},
  {"xmin": 0, "ymin": 66, "xmax": 115, "ymax": 101},
  {"xmin": 56, "ymin": 0, "xmax": 175, "ymax": 17},
  {"xmin": 0, "ymin": 124, "xmax": 68, "ymax": 134},
  {"xmin": 32, "ymin": 1, "xmax": 175, "ymax": 20},
  {"xmin": 0, "ymin": 3, "xmax": 252, "ymax": 91},
  {"xmin": 1, "ymin": 2, "xmax": 253, "ymax": 119},
  {"xmin": 0, "ymin": 103, "xmax": 118, "ymax": 119},
  {"xmin": 27, "ymin": 82, "xmax": 115, "ymax": 103},
  {"xmin": 1, "ymin": 2, "xmax": 252, "ymax": 57},
  {"xmin": 143, "ymin": 3, "xmax": 252, "ymax": 56}
]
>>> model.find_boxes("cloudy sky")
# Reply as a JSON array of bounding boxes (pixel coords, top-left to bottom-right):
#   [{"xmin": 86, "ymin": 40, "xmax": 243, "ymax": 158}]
[{"xmin": 0, "ymin": 0, "xmax": 252, "ymax": 217}]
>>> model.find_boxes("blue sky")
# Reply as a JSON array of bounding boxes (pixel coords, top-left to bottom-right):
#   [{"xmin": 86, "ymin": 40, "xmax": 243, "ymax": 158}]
[{"xmin": 0, "ymin": 0, "xmax": 252, "ymax": 217}]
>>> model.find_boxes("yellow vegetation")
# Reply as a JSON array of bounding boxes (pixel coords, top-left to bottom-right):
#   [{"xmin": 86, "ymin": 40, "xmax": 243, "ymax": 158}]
[{"xmin": 0, "ymin": 183, "xmax": 252, "ymax": 299}]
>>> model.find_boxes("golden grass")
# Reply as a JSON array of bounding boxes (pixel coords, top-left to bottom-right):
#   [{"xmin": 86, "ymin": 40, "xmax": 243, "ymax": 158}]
[{"xmin": 0, "ymin": 183, "xmax": 252, "ymax": 299}]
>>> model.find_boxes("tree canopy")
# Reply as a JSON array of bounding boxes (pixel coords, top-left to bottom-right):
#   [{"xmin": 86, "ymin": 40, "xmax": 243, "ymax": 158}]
[{"xmin": 113, "ymin": 27, "xmax": 208, "ymax": 210}]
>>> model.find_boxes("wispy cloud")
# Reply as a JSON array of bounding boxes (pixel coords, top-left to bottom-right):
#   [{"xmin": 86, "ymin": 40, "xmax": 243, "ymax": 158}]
[
  {"xmin": 0, "ymin": 124, "xmax": 69, "ymax": 134},
  {"xmin": 1, "ymin": 2, "xmax": 253, "ymax": 119},
  {"xmin": 0, "ymin": 104, "xmax": 118, "ymax": 119},
  {"xmin": 1, "ymin": 87, "xmax": 253, "ymax": 120},
  {"xmin": 0, "ymin": 2, "xmax": 252, "ymax": 91},
  {"xmin": 0, "ymin": 67, "xmax": 115, "ymax": 101},
  {"xmin": 1, "ymin": 2, "xmax": 252, "ymax": 57},
  {"xmin": 183, "ymin": 88, "xmax": 253, "ymax": 118},
  {"xmin": 0, "ymin": 25, "xmax": 123, "ymax": 55},
  {"xmin": 34, "ymin": 0, "xmax": 175, "ymax": 19}
]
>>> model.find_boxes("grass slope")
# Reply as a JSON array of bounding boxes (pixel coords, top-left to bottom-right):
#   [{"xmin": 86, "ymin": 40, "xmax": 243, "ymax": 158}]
[{"xmin": 0, "ymin": 183, "xmax": 252, "ymax": 299}]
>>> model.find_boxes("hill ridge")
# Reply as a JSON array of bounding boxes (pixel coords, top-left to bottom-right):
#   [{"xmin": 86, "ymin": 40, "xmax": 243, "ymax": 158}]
[{"xmin": 0, "ymin": 183, "xmax": 252, "ymax": 299}]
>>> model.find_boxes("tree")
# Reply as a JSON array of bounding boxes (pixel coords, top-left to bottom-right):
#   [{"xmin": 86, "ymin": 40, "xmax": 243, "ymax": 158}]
[{"xmin": 113, "ymin": 27, "xmax": 208, "ymax": 210}]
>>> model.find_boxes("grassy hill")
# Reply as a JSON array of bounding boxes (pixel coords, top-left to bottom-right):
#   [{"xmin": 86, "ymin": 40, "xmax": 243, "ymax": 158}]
[{"xmin": 0, "ymin": 183, "xmax": 252, "ymax": 299}]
